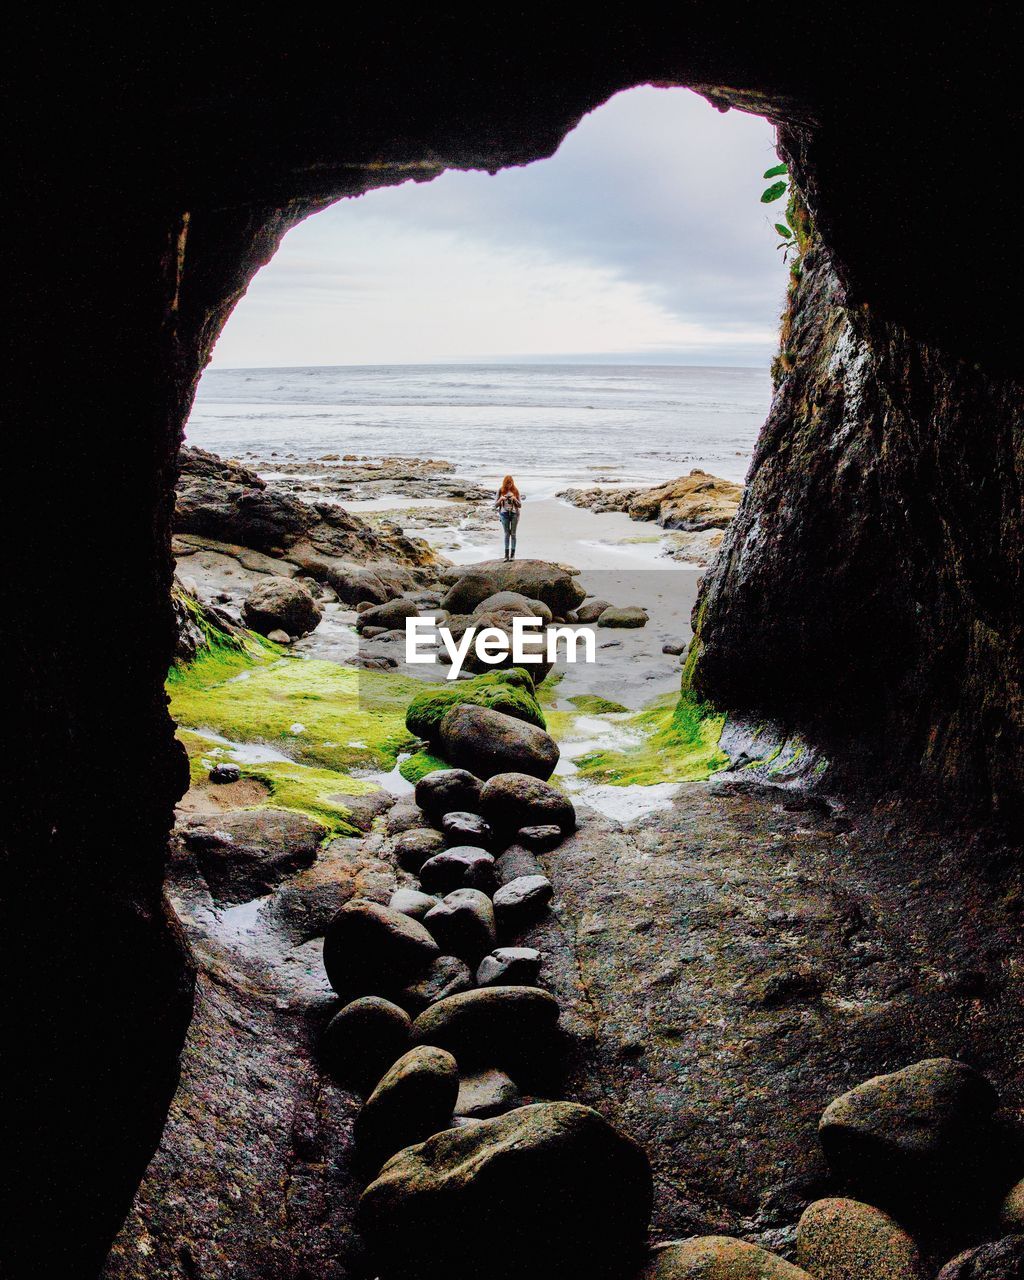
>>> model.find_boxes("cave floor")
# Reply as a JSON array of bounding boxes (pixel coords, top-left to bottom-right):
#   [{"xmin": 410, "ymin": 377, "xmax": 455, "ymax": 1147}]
[{"xmin": 102, "ymin": 783, "xmax": 1023, "ymax": 1279}]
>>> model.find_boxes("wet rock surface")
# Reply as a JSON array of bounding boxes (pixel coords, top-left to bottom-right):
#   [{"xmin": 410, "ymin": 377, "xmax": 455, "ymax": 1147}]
[
  {"xmin": 438, "ymin": 703, "xmax": 560, "ymax": 781},
  {"xmin": 179, "ymin": 808, "xmax": 325, "ymax": 904}
]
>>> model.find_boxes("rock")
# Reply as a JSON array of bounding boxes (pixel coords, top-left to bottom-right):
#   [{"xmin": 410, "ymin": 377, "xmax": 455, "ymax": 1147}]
[
  {"xmin": 392, "ymin": 827, "xmax": 446, "ymax": 874},
  {"xmin": 354, "ymin": 1045, "xmax": 459, "ymax": 1173},
  {"xmin": 473, "ymin": 590, "xmax": 553, "ymax": 624},
  {"xmin": 494, "ymin": 844, "xmax": 545, "ymax": 885},
  {"xmin": 414, "ymin": 768, "xmax": 482, "ymax": 819},
  {"xmin": 492, "ymin": 874, "xmax": 553, "ymax": 930},
  {"xmin": 385, "ymin": 801, "xmax": 433, "ymax": 835},
  {"xmin": 558, "ymin": 470, "xmax": 742, "ymax": 531},
  {"xmin": 575, "ymin": 598, "xmax": 613, "ymax": 623},
  {"xmin": 479, "ymin": 773, "xmax": 576, "ymax": 839},
  {"xmin": 516, "ymin": 823, "xmax": 564, "ymax": 851},
  {"xmin": 818, "ymin": 1058, "xmax": 1000, "ymax": 1215},
  {"xmin": 336, "ymin": 788, "xmax": 395, "ymax": 832},
  {"xmin": 441, "ymin": 810, "xmax": 493, "ymax": 847},
  {"xmin": 356, "ymin": 596, "xmax": 436, "ymax": 633},
  {"xmin": 319, "ymin": 996, "xmax": 412, "ymax": 1093},
  {"xmin": 398, "ymin": 954, "xmax": 475, "ymax": 1015},
  {"xmin": 242, "ymin": 576, "xmax": 322, "ymax": 636},
  {"xmin": 437, "ymin": 703, "xmax": 559, "ymax": 782},
  {"xmin": 441, "ymin": 559, "xmax": 587, "ymax": 617},
  {"xmin": 662, "ymin": 640, "xmax": 687, "ymax": 656},
  {"xmin": 389, "ymin": 888, "xmax": 440, "ymax": 920},
  {"xmin": 407, "ymin": 668, "xmax": 547, "ymax": 744},
  {"xmin": 796, "ymin": 1198, "xmax": 925, "ymax": 1280},
  {"xmin": 411, "ymin": 985, "xmax": 560, "ymax": 1072},
  {"xmin": 359, "ymin": 1102, "xmax": 652, "ymax": 1280},
  {"xmin": 637, "ymin": 1237, "xmax": 811, "ymax": 1278},
  {"xmin": 423, "ymin": 889, "xmax": 496, "ymax": 962},
  {"xmin": 208, "ymin": 762, "xmax": 240, "ymax": 784},
  {"xmin": 266, "ymin": 628, "xmax": 292, "ymax": 643},
  {"xmin": 179, "ymin": 808, "xmax": 325, "ymax": 904},
  {"xmin": 1003, "ymin": 1179, "xmax": 1024, "ymax": 1229},
  {"xmin": 322, "ymin": 899, "xmax": 440, "ymax": 998},
  {"xmin": 597, "ymin": 605, "xmax": 648, "ymax": 628},
  {"xmin": 937, "ymin": 1236, "xmax": 1024, "ymax": 1280},
  {"xmin": 454, "ymin": 1068, "xmax": 522, "ymax": 1119},
  {"xmin": 476, "ymin": 946, "xmax": 542, "ymax": 987},
  {"xmin": 418, "ymin": 847, "xmax": 497, "ymax": 895}
]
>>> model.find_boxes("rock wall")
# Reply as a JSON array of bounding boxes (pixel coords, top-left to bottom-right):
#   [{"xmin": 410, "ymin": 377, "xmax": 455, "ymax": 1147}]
[{"xmin": 689, "ymin": 240, "xmax": 1024, "ymax": 831}]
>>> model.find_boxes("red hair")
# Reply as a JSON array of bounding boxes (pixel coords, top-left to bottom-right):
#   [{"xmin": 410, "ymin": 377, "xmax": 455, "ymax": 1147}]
[{"xmin": 498, "ymin": 475, "xmax": 520, "ymax": 499}]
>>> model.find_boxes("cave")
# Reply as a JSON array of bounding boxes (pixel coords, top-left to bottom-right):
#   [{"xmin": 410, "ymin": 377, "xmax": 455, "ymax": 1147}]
[{"xmin": 5, "ymin": 14, "xmax": 1022, "ymax": 1279}]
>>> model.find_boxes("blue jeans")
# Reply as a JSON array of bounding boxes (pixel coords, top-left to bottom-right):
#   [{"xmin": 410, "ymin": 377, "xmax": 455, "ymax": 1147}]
[{"xmin": 499, "ymin": 510, "xmax": 519, "ymax": 557}]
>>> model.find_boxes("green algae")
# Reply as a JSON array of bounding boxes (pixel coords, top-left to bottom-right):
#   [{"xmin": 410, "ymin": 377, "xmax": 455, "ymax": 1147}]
[
  {"xmin": 574, "ymin": 688, "xmax": 727, "ymax": 786},
  {"xmin": 405, "ymin": 667, "xmax": 546, "ymax": 743},
  {"xmin": 567, "ymin": 694, "xmax": 630, "ymax": 715},
  {"xmin": 398, "ymin": 749, "xmax": 450, "ymax": 783}
]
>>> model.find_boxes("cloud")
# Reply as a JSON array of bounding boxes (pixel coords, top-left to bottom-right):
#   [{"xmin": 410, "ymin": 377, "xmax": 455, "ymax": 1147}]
[{"xmin": 210, "ymin": 86, "xmax": 788, "ymax": 367}]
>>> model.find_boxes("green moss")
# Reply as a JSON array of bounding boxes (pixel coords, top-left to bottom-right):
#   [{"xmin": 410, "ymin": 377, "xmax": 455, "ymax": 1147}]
[
  {"xmin": 398, "ymin": 750, "xmax": 450, "ymax": 783},
  {"xmin": 405, "ymin": 667, "xmax": 545, "ymax": 743},
  {"xmin": 574, "ymin": 688, "xmax": 727, "ymax": 786},
  {"xmin": 567, "ymin": 694, "xmax": 629, "ymax": 715}
]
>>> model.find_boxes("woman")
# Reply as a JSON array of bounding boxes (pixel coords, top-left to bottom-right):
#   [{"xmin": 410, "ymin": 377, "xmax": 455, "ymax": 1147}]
[{"xmin": 494, "ymin": 474, "xmax": 522, "ymax": 561}]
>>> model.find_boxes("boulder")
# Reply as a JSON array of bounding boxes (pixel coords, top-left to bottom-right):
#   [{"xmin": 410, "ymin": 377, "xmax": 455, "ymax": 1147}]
[
  {"xmin": 418, "ymin": 847, "xmax": 498, "ymax": 896},
  {"xmin": 818, "ymin": 1058, "xmax": 1000, "ymax": 1216},
  {"xmin": 322, "ymin": 899, "xmax": 440, "ymax": 998},
  {"xmin": 796, "ymin": 1198, "xmax": 925, "ymax": 1280},
  {"xmin": 597, "ymin": 605, "xmax": 648, "ymax": 628},
  {"xmin": 385, "ymin": 800, "xmax": 434, "ymax": 836},
  {"xmin": 493, "ymin": 874, "xmax": 553, "ymax": 930},
  {"xmin": 438, "ymin": 705, "xmax": 559, "ymax": 782},
  {"xmin": 392, "ymin": 827, "xmax": 446, "ymax": 874},
  {"xmin": 1003, "ymin": 1179, "xmax": 1024, "ymax": 1230},
  {"xmin": 480, "ymin": 773, "xmax": 575, "ymax": 839},
  {"xmin": 414, "ymin": 768, "xmax": 482, "ymax": 819},
  {"xmin": 637, "ymin": 1238, "xmax": 811, "ymax": 1278},
  {"xmin": 441, "ymin": 559, "xmax": 587, "ymax": 617},
  {"xmin": 356, "ymin": 596, "xmax": 438, "ymax": 633},
  {"xmin": 319, "ymin": 996, "xmax": 411, "ymax": 1094},
  {"xmin": 398, "ymin": 954, "xmax": 475, "ymax": 1015},
  {"xmin": 411, "ymin": 985, "xmax": 560, "ymax": 1072},
  {"xmin": 473, "ymin": 591, "xmax": 553, "ymax": 624},
  {"xmin": 441, "ymin": 810, "xmax": 493, "ymax": 847},
  {"xmin": 354, "ymin": 1045, "xmax": 459, "ymax": 1174},
  {"xmin": 575, "ymin": 598, "xmax": 613, "ymax": 624},
  {"xmin": 423, "ymin": 889, "xmax": 496, "ymax": 963},
  {"xmin": 359, "ymin": 1102, "xmax": 652, "ymax": 1280},
  {"xmin": 179, "ymin": 808, "xmax": 325, "ymax": 904},
  {"xmin": 407, "ymin": 669, "xmax": 546, "ymax": 746},
  {"xmin": 208, "ymin": 762, "xmax": 241, "ymax": 784},
  {"xmin": 937, "ymin": 1236, "xmax": 1024, "ymax": 1280},
  {"xmin": 242, "ymin": 576, "xmax": 322, "ymax": 636},
  {"xmin": 516, "ymin": 823, "xmax": 564, "ymax": 851},
  {"xmin": 454, "ymin": 1068, "xmax": 522, "ymax": 1119},
  {"xmin": 477, "ymin": 947, "xmax": 542, "ymax": 987},
  {"xmin": 389, "ymin": 888, "xmax": 440, "ymax": 921},
  {"xmin": 494, "ymin": 844, "xmax": 545, "ymax": 885}
]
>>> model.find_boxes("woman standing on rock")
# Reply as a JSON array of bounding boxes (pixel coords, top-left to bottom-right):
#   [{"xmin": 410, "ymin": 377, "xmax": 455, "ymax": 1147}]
[{"xmin": 495, "ymin": 475, "xmax": 522, "ymax": 561}]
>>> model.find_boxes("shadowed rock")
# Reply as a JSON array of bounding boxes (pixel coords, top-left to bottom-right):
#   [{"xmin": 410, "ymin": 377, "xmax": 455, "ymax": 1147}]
[
  {"xmin": 438, "ymin": 704, "xmax": 560, "ymax": 782},
  {"xmin": 323, "ymin": 899, "xmax": 440, "ymax": 998},
  {"xmin": 637, "ymin": 1237, "xmax": 811, "ymax": 1278},
  {"xmin": 411, "ymin": 985, "xmax": 560, "ymax": 1074},
  {"xmin": 354, "ymin": 1045, "xmax": 459, "ymax": 1174},
  {"xmin": 797, "ymin": 1198, "xmax": 925, "ymax": 1280},
  {"xmin": 414, "ymin": 768, "xmax": 482, "ymax": 820},
  {"xmin": 320, "ymin": 996, "xmax": 411, "ymax": 1094},
  {"xmin": 479, "ymin": 773, "xmax": 575, "ymax": 839}
]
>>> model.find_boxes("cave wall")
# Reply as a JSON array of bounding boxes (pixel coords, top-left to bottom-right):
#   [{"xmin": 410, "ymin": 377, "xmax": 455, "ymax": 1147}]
[
  {"xmin": 5, "ymin": 13, "xmax": 1024, "ymax": 1276},
  {"xmin": 689, "ymin": 241, "xmax": 1024, "ymax": 829}
]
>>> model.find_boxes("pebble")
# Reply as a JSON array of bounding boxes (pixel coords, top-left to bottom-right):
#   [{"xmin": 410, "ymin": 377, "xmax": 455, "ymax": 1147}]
[
  {"xmin": 493, "ymin": 874, "xmax": 553, "ymax": 930},
  {"xmin": 454, "ymin": 1067, "xmax": 522, "ymax": 1119},
  {"xmin": 398, "ymin": 954, "xmax": 475, "ymax": 1015},
  {"xmin": 476, "ymin": 946, "xmax": 542, "ymax": 987},
  {"xmin": 516, "ymin": 823, "xmax": 563, "ymax": 851},
  {"xmin": 423, "ymin": 889, "xmax": 496, "ymax": 963},
  {"xmin": 479, "ymin": 772, "xmax": 576, "ymax": 839},
  {"xmin": 209, "ymin": 763, "xmax": 241, "ymax": 784},
  {"xmin": 411, "ymin": 985, "xmax": 560, "ymax": 1072},
  {"xmin": 419, "ymin": 846, "xmax": 497, "ymax": 895},
  {"xmin": 441, "ymin": 810, "xmax": 493, "ymax": 848}
]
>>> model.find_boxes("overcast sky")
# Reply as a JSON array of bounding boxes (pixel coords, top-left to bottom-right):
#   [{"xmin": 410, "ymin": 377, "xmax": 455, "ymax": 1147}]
[{"xmin": 210, "ymin": 87, "xmax": 787, "ymax": 368}]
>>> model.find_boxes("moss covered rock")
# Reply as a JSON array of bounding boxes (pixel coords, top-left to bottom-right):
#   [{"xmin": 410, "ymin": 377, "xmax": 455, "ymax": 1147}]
[
  {"xmin": 405, "ymin": 668, "xmax": 545, "ymax": 746},
  {"xmin": 637, "ymin": 1237, "xmax": 810, "ymax": 1278},
  {"xmin": 796, "ymin": 1198, "xmax": 925, "ymax": 1280}
]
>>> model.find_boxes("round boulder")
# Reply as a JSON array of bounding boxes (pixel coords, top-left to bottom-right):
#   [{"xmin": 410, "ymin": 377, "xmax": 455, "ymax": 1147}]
[
  {"xmin": 440, "ymin": 559, "xmax": 587, "ymax": 618},
  {"xmin": 477, "ymin": 946, "xmax": 542, "ymax": 988},
  {"xmin": 322, "ymin": 899, "xmax": 440, "ymax": 998},
  {"xmin": 937, "ymin": 1236, "xmax": 1024, "ymax": 1280},
  {"xmin": 411, "ymin": 985, "xmax": 560, "ymax": 1074},
  {"xmin": 441, "ymin": 810, "xmax": 493, "ymax": 848},
  {"xmin": 359, "ymin": 1102, "xmax": 652, "ymax": 1280},
  {"xmin": 597, "ymin": 605, "xmax": 648, "ymax": 628},
  {"xmin": 415, "ymin": 768, "xmax": 482, "ymax": 820},
  {"xmin": 1003, "ymin": 1179, "xmax": 1024, "ymax": 1230},
  {"xmin": 243, "ymin": 576, "xmax": 322, "ymax": 637},
  {"xmin": 418, "ymin": 846, "xmax": 497, "ymax": 896},
  {"xmin": 320, "ymin": 996, "xmax": 411, "ymax": 1094},
  {"xmin": 392, "ymin": 827, "xmax": 446, "ymax": 874},
  {"xmin": 423, "ymin": 889, "xmax": 496, "ymax": 963},
  {"xmin": 637, "ymin": 1238, "xmax": 812, "ymax": 1278},
  {"xmin": 354, "ymin": 1045, "xmax": 459, "ymax": 1174},
  {"xmin": 575, "ymin": 598, "xmax": 613, "ymax": 624},
  {"xmin": 438, "ymin": 704, "xmax": 559, "ymax": 782},
  {"xmin": 797, "ymin": 1198, "xmax": 925, "ymax": 1280},
  {"xmin": 480, "ymin": 773, "xmax": 575, "ymax": 840},
  {"xmin": 398, "ymin": 954, "xmax": 475, "ymax": 1016},
  {"xmin": 454, "ymin": 1067, "xmax": 522, "ymax": 1120}
]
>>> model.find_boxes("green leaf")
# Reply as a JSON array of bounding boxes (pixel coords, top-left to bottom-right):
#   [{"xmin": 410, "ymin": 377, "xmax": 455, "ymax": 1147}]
[
  {"xmin": 763, "ymin": 163, "xmax": 788, "ymax": 179},
  {"xmin": 774, "ymin": 223, "xmax": 793, "ymax": 238},
  {"xmin": 761, "ymin": 181, "xmax": 787, "ymax": 203}
]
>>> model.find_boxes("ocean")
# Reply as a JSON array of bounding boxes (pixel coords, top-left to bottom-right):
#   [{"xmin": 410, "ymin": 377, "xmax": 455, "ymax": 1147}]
[{"xmin": 186, "ymin": 364, "xmax": 772, "ymax": 489}]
